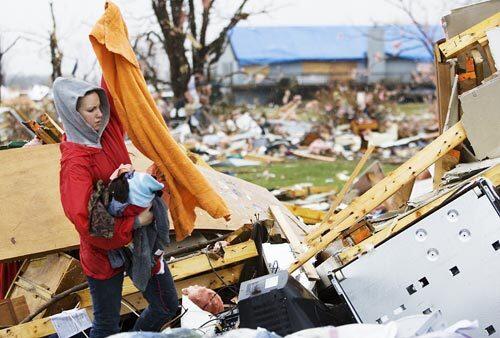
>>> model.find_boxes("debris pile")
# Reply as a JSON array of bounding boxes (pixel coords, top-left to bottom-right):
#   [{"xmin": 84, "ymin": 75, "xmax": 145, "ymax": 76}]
[{"xmin": 0, "ymin": 2, "xmax": 499, "ymax": 338}]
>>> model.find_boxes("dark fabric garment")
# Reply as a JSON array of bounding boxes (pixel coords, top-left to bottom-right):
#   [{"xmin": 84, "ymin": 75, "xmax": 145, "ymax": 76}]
[
  {"xmin": 132, "ymin": 268, "xmax": 179, "ymax": 332},
  {"xmin": 88, "ymin": 180, "xmax": 115, "ymax": 239},
  {"xmin": 87, "ymin": 268, "xmax": 178, "ymax": 337},
  {"xmin": 107, "ymin": 198, "xmax": 129, "ymax": 217},
  {"xmin": 108, "ymin": 245, "xmax": 133, "ymax": 270},
  {"xmin": 87, "ymin": 272, "xmax": 124, "ymax": 338},
  {"xmin": 239, "ymin": 221, "xmax": 269, "ymax": 283},
  {"xmin": 129, "ymin": 195, "xmax": 170, "ymax": 292},
  {"xmin": 58, "ymin": 80, "xmax": 145, "ymax": 280},
  {"xmin": 109, "ymin": 195, "xmax": 170, "ymax": 292}
]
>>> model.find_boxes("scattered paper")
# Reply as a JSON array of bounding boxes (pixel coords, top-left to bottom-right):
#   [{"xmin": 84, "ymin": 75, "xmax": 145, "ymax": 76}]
[{"xmin": 50, "ymin": 309, "xmax": 92, "ymax": 338}]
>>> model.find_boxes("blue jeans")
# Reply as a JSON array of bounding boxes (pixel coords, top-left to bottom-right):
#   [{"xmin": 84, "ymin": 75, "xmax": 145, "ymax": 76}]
[{"xmin": 87, "ymin": 268, "xmax": 179, "ymax": 338}]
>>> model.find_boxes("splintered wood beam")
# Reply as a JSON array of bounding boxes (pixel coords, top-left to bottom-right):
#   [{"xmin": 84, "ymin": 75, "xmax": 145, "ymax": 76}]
[
  {"xmin": 270, "ymin": 206, "xmax": 319, "ymax": 280},
  {"xmin": 439, "ymin": 12, "xmax": 500, "ymax": 59},
  {"xmin": 338, "ymin": 164, "xmax": 500, "ymax": 264},
  {"xmin": 483, "ymin": 44, "xmax": 498, "ymax": 73},
  {"xmin": 433, "ymin": 44, "xmax": 453, "ymax": 134},
  {"xmin": 290, "ymin": 150, "xmax": 337, "ymax": 162},
  {"xmin": 169, "ymin": 239, "xmax": 256, "ymax": 280},
  {"xmin": 290, "ymin": 121, "xmax": 467, "ymax": 273},
  {"xmin": 285, "ymin": 204, "xmax": 326, "ymax": 224},
  {"xmin": 306, "ymin": 122, "xmax": 466, "ymax": 243},
  {"xmin": 312, "ymin": 145, "xmax": 375, "ymax": 236},
  {"xmin": 244, "ymin": 154, "xmax": 284, "ymax": 164}
]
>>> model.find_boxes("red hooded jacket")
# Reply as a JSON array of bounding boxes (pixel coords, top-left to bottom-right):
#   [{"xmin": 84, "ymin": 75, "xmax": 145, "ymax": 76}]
[{"xmin": 59, "ymin": 83, "xmax": 144, "ymax": 280}]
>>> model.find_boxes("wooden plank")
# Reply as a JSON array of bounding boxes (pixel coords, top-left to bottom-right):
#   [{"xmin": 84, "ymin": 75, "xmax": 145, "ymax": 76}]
[
  {"xmin": 289, "ymin": 122, "xmax": 467, "ymax": 273},
  {"xmin": 290, "ymin": 150, "xmax": 336, "ymax": 162},
  {"xmin": 439, "ymin": 12, "xmax": 500, "ymax": 59},
  {"xmin": 483, "ymin": 44, "xmax": 498, "ymax": 73},
  {"xmin": 434, "ymin": 43, "xmax": 453, "ymax": 134},
  {"xmin": 270, "ymin": 206, "xmax": 319, "ymax": 280},
  {"xmin": 0, "ymin": 296, "xmax": 29, "ymax": 327},
  {"xmin": 338, "ymin": 164, "xmax": 500, "ymax": 264},
  {"xmin": 0, "ymin": 315, "xmax": 58, "ymax": 338},
  {"xmin": 316, "ymin": 146, "xmax": 375, "ymax": 233},
  {"xmin": 306, "ymin": 122, "xmax": 466, "ymax": 243},
  {"xmin": 279, "ymin": 185, "xmax": 335, "ymax": 199},
  {"xmin": 285, "ymin": 204, "xmax": 325, "ymax": 224},
  {"xmin": 243, "ymin": 154, "xmax": 284, "ymax": 164},
  {"xmin": 168, "ymin": 239, "xmax": 257, "ymax": 280},
  {"xmin": 39, "ymin": 114, "xmax": 64, "ymax": 137}
]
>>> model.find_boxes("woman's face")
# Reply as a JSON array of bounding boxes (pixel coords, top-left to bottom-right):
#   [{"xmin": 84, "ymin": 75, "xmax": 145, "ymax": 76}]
[{"xmin": 77, "ymin": 92, "xmax": 103, "ymax": 131}]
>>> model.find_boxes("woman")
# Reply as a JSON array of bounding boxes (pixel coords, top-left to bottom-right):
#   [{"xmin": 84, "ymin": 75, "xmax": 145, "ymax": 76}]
[{"xmin": 54, "ymin": 77, "xmax": 178, "ymax": 338}]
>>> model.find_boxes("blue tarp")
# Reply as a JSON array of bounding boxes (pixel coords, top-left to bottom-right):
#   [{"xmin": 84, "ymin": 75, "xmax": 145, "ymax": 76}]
[{"xmin": 229, "ymin": 25, "xmax": 443, "ymax": 66}]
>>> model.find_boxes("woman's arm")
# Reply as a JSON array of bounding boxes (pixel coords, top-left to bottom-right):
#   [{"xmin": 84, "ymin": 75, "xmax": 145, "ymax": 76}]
[
  {"xmin": 100, "ymin": 78, "xmax": 126, "ymax": 137},
  {"xmin": 60, "ymin": 162, "xmax": 142, "ymax": 250}
]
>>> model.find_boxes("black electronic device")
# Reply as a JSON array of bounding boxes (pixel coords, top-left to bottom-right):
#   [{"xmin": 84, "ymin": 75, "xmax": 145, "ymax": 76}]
[
  {"xmin": 214, "ymin": 307, "xmax": 240, "ymax": 335},
  {"xmin": 238, "ymin": 270, "xmax": 354, "ymax": 335}
]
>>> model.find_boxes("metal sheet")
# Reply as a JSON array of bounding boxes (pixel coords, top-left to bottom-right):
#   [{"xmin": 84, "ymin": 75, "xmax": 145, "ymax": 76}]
[{"xmin": 336, "ymin": 180, "xmax": 500, "ymax": 337}]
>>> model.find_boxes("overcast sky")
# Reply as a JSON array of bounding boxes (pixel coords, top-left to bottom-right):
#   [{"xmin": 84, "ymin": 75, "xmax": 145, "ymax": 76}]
[{"xmin": 0, "ymin": 0, "xmax": 473, "ymax": 79}]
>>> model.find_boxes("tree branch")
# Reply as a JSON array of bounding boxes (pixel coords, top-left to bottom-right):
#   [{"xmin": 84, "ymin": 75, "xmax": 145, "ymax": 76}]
[
  {"xmin": 206, "ymin": 0, "xmax": 249, "ymax": 64},
  {"xmin": 187, "ymin": 0, "xmax": 197, "ymax": 39},
  {"xmin": 1, "ymin": 36, "xmax": 21, "ymax": 54},
  {"xmin": 385, "ymin": 0, "xmax": 435, "ymax": 59},
  {"xmin": 200, "ymin": 0, "xmax": 215, "ymax": 47}
]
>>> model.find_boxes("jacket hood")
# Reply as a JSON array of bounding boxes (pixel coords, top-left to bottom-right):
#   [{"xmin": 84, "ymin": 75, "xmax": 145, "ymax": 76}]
[{"xmin": 53, "ymin": 77, "xmax": 110, "ymax": 147}]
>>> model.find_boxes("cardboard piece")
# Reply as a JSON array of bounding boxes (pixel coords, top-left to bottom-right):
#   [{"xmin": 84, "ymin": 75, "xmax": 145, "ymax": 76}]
[
  {"xmin": 486, "ymin": 27, "xmax": 500, "ymax": 69},
  {"xmin": 459, "ymin": 76, "xmax": 500, "ymax": 160}
]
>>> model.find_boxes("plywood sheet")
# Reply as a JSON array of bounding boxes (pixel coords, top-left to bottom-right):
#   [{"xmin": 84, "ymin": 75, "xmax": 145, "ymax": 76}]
[
  {"xmin": 0, "ymin": 144, "xmax": 295, "ymax": 261},
  {"xmin": 0, "ymin": 144, "xmax": 78, "ymax": 262}
]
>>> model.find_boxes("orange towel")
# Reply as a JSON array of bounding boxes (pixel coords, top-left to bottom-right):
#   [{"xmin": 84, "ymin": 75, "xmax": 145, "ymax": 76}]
[{"xmin": 89, "ymin": 1, "xmax": 230, "ymax": 240}]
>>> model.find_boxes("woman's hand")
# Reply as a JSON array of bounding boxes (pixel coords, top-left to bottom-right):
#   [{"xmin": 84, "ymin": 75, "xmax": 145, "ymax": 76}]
[
  {"xmin": 136, "ymin": 207, "xmax": 154, "ymax": 227},
  {"xmin": 110, "ymin": 163, "xmax": 134, "ymax": 180}
]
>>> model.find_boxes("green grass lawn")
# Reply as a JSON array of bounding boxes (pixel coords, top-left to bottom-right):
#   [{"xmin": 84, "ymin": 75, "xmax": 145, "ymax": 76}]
[
  {"xmin": 215, "ymin": 159, "xmax": 397, "ymax": 190},
  {"xmin": 396, "ymin": 103, "xmax": 430, "ymax": 115}
]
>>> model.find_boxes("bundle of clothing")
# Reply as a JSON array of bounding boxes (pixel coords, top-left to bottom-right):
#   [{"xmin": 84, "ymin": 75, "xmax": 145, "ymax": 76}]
[{"xmin": 88, "ymin": 165, "xmax": 169, "ymax": 292}]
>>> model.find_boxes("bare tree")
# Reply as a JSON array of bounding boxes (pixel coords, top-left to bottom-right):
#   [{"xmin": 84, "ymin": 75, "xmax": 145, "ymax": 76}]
[
  {"xmin": 49, "ymin": 1, "xmax": 63, "ymax": 82},
  {"xmin": 132, "ymin": 32, "xmax": 170, "ymax": 96},
  {"xmin": 385, "ymin": 0, "xmax": 441, "ymax": 59},
  {"xmin": 0, "ymin": 35, "xmax": 20, "ymax": 103},
  {"xmin": 151, "ymin": 0, "xmax": 252, "ymax": 101},
  {"xmin": 385, "ymin": 0, "xmax": 482, "ymax": 59}
]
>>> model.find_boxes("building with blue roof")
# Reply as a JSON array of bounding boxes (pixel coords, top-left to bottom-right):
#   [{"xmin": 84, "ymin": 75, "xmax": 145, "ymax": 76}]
[{"xmin": 214, "ymin": 25, "xmax": 442, "ymax": 104}]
